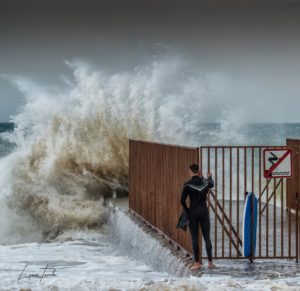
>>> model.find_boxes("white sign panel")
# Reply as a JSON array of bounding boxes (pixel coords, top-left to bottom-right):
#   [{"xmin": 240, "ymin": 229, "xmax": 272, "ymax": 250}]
[{"xmin": 264, "ymin": 149, "xmax": 292, "ymax": 178}]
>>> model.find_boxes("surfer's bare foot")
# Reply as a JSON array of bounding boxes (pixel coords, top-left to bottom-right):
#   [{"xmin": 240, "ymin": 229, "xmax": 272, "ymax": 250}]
[
  {"xmin": 190, "ymin": 262, "xmax": 202, "ymax": 270},
  {"xmin": 208, "ymin": 261, "xmax": 215, "ymax": 269}
]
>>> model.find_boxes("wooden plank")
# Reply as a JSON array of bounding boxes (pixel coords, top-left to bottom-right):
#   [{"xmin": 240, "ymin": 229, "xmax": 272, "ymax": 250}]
[
  {"xmin": 154, "ymin": 143, "xmax": 161, "ymax": 230},
  {"xmin": 149, "ymin": 143, "xmax": 156, "ymax": 225},
  {"xmin": 286, "ymin": 139, "xmax": 299, "ymax": 210}
]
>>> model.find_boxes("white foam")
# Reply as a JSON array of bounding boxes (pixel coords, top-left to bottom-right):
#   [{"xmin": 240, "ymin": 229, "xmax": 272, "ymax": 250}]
[{"xmin": 0, "ymin": 57, "xmax": 246, "ymax": 244}]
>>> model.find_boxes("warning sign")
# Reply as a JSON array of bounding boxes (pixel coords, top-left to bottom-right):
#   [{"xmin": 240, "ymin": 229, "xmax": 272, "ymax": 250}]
[{"xmin": 264, "ymin": 149, "xmax": 293, "ymax": 178}]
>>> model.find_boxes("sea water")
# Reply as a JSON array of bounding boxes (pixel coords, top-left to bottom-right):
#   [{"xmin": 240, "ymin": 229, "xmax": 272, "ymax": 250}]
[{"xmin": 1, "ymin": 59, "xmax": 300, "ymax": 290}]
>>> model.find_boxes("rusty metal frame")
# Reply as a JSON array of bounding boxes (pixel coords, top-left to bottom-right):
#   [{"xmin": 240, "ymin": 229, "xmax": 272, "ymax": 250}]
[{"xmin": 200, "ymin": 144, "xmax": 299, "ymax": 261}]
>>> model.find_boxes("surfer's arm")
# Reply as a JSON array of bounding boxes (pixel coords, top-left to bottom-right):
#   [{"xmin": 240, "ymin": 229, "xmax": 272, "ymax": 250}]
[{"xmin": 180, "ymin": 185, "xmax": 190, "ymax": 214}]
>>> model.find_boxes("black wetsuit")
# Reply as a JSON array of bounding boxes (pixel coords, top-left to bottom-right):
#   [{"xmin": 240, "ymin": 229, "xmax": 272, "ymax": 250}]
[{"xmin": 180, "ymin": 175, "xmax": 214, "ymax": 262}]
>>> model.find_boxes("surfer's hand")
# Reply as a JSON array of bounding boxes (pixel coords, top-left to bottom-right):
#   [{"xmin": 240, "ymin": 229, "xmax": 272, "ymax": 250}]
[{"xmin": 207, "ymin": 172, "xmax": 212, "ymax": 178}]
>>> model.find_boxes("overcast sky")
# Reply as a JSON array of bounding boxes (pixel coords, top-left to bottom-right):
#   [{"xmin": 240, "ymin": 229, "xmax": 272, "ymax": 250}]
[{"xmin": 1, "ymin": 0, "xmax": 300, "ymax": 122}]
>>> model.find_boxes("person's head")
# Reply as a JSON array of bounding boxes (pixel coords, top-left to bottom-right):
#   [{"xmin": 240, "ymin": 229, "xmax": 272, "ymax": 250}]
[{"xmin": 188, "ymin": 163, "xmax": 199, "ymax": 177}]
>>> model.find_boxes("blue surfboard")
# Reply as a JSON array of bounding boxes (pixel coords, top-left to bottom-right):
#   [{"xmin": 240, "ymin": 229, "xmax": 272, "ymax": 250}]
[{"xmin": 243, "ymin": 192, "xmax": 258, "ymax": 257}]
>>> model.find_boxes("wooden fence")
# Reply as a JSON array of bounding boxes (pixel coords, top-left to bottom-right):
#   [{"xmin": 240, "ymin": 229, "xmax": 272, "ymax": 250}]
[{"xmin": 129, "ymin": 139, "xmax": 199, "ymax": 254}]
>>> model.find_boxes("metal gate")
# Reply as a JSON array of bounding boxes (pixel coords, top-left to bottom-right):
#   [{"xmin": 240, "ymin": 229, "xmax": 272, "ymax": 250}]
[
  {"xmin": 129, "ymin": 139, "xmax": 300, "ymax": 262},
  {"xmin": 200, "ymin": 145, "xmax": 299, "ymax": 261}
]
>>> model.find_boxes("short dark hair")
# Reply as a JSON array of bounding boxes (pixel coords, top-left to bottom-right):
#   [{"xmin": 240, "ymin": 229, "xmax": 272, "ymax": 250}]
[{"xmin": 189, "ymin": 163, "xmax": 199, "ymax": 174}]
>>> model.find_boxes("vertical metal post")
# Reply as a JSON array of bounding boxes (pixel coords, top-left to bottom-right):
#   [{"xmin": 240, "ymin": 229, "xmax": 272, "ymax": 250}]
[
  {"xmin": 207, "ymin": 148, "xmax": 211, "ymax": 259},
  {"xmin": 288, "ymin": 188, "xmax": 292, "ymax": 258},
  {"xmin": 296, "ymin": 192, "xmax": 299, "ymax": 263},
  {"xmin": 222, "ymin": 147, "xmax": 225, "ymax": 258},
  {"xmin": 237, "ymin": 148, "xmax": 240, "ymax": 257},
  {"xmin": 229, "ymin": 147, "xmax": 232, "ymax": 257},
  {"xmin": 214, "ymin": 148, "xmax": 218, "ymax": 257},
  {"xmin": 208, "ymin": 148, "xmax": 211, "ymax": 214},
  {"xmin": 251, "ymin": 147, "xmax": 254, "ymax": 193},
  {"xmin": 251, "ymin": 148, "xmax": 255, "ymax": 260},
  {"xmin": 280, "ymin": 179, "xmax": 284, "ymax": 258},
  {"xmin": 198, "ymin": 147, "xmax": 203, "ymax": 264},
  {"xmin": 200, "ymin": 147, "xmax": 203, "ymax": 174},
  {"xmin": 266, "ymin": 179, "xmax": 269, "ymax": 257},
  {"xmin": 251, "ymin": 192, "xmax": 254, "ymax": 260},
  {"xmin": 244, "ymin": 148, "xmax": 247, "ymax": 202},
  {"xmin": 259, "ymin": 148, "xmax": 262, "ymax": 257},
  {"xmin": 273, "ymin": 178, "xmax": 276, "ymax": 257}
]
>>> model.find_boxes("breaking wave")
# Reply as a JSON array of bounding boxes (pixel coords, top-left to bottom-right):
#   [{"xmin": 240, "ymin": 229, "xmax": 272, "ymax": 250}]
[{"xmin": 0, "ymin": 56, "xmax": 243, "ymax": 244}]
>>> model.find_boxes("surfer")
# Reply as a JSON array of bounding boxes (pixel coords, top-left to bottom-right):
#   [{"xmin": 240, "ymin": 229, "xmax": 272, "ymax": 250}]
[{"xmin": 180, "ymin": 163, "xmax": 215, "ymax": 270}]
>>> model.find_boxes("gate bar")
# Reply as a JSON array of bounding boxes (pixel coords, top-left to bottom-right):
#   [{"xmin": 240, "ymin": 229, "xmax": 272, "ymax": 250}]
[
  {"xmin": 237, "ymin": 148, "xmax": 240, "ymax": 257},
  {"xmin": 260, "ymin": 178, "xmax": 283, "ymax": 215},
  {"xmin": 210, "ymin": 190, "xmax": 242, "ymax": 247},
  {"xmin": 209, "ymin": 198, "xmax": 243, "ymax": 257},
  {"xmin": 296, "ymin": 193, "xmax": 299, "ymax": 263},
  {"xmin": 222, "ymin": 148, "xmax": 225, "ymax": 257},
  {"xmin": 244, "ymin": 148, "xmax": 247, "ymax": 202},
  {"xmin": 229, "ymin": 147, "xmax": 233, "ymax": 257},
  {"xmin": 214, "ymin": 148, "xmax": 218, "ymax": 257},
  {"xmin": 251, "ymin": 148, "xmax": 255, "ymax": 259},
  {"xmin": 273, "ymin": 178, "xmax": 277, "ymax": 257},
  {"xmin": 280, "ymin": 178, "xmax": 284, "ymax": 257},
  {"xmin": 259, "ymin": 148, "xmax": 262, "ymax": 257},
  {"xmin": 266, "ymin": 179, "xmax": 269, "ymax": 257}
]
